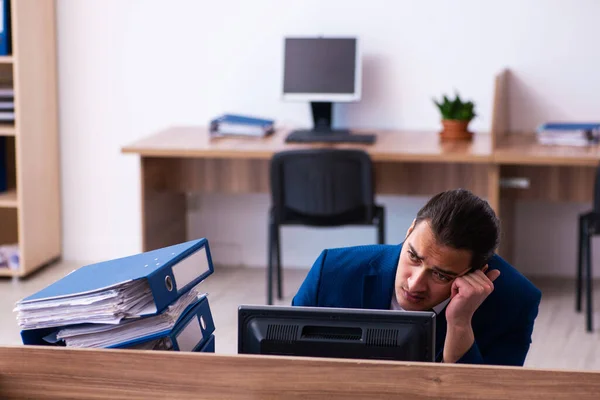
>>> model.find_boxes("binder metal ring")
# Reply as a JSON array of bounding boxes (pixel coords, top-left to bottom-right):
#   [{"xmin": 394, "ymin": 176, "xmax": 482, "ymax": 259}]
[
  {"xmin": 200, "ymin": 315, "xmax": 206, "ymax": 330},
  {"xmin": 165, "ymin": 275, "xmax": 174, "ymax": 292}
]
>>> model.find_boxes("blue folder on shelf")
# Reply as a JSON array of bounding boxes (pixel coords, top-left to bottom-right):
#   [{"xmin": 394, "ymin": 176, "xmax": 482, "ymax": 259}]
[
  {"xmin": 0, "ymin": 0, "xmax": 11, "ymax": 56},
  {"xmin": 210, "ymin": 114, "xmax": 275, "ymax": 137},
  {"xmin": 14, "ymin": 238, "xmax": 215, "ymax": 332},
  {"xmin": 211, "ymin": 114, "xmax": 274, "ymax": 126},
  {"xmin": 537, "ymin": 122, "xmax": 600, "ymax": 132}
]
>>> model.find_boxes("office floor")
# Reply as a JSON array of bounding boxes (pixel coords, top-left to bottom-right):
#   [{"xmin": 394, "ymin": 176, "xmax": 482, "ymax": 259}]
[{"xmin": 0, "ymin": 262, "xmax": 598, "ymax": 371}]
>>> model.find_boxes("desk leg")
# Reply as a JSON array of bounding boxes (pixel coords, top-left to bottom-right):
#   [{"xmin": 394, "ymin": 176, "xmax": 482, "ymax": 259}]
[
  {"xmin": 140, "ymin": 157, "xmax": 187, "ymax": 252},
  {"xmin": 487, "ymin": 165, "xmax": 500, "ymax": 213},
  {"xmin": 498, "ymin": 197, "xmax": 516, "ymax": 265},
  {"xmin": 488, "ymin": 165, "xmax": 515, "ymax": 264}
]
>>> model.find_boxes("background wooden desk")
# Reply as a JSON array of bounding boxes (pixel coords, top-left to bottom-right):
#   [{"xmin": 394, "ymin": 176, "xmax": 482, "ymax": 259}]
[
  {"xmin": 122, "ymin": 128, "xmax": 497, "ymax": 253},
  {"xmin": 121, "ymin": 70, "xmax": 600, "ymax": 265},
  {"xmin": 1, "ymin": 345, "xmax": 599, "ymax": 399},
  {"xmin": 494, "ymin": 133, "xmax": 599, "ymax": 262}
]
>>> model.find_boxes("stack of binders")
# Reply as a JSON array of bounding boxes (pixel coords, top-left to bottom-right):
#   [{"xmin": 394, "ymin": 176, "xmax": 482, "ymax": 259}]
[
  {"xmin": 536, "ymin": 122, "xmax": 600, "ymax": 147},
  {"xmin": 14, "ymin": 238, "xmax": 216, "ymax": 353},
  {"xmin": 0, "ymin": 87, "xmax": 14, "ymax": 123},
  {"xmin": 209, "ymin": 114, "xmax": 275, "ymax": 138}
]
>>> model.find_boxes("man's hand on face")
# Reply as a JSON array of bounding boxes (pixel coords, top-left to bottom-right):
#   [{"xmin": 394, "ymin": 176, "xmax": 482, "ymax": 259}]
[
  {"xmin": 445, "ymin": 266, "xmax": 501, "ymax": 327},
  {"xmin": 442, "ymin": 266, "xmax": 500, "ymax": 363}
]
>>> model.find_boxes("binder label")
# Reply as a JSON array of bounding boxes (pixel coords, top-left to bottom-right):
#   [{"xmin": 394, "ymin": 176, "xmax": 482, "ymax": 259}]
[
  {"xmin": 176, "ymin": 315, "xmax": 203, "ymax": 352},
  {"xmin": 172, "ymin": 246, "xmax": 210, "ymax": 292}
]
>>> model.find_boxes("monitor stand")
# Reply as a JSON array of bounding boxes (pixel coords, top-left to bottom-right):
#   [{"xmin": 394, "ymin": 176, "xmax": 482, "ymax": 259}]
[{"xmin": 285, "ymin": 102, "xmax": 376, "ymax": 144}]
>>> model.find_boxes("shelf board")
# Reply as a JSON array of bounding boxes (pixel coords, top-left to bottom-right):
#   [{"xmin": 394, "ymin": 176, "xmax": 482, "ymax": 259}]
[
  {"xmin": 0, "ymin": 189, "xmax": 18, "ymax": 208},
  {"xmin": 0, "ymin": 124, "xmax": 15, "ymax": 136},
  {"xmin": 0, "ymin": 268, "xmax": 18, "ymax": 277},
  {"xmin": 0, "ymin": 55, "xmax": 13, "ymax": 64}
]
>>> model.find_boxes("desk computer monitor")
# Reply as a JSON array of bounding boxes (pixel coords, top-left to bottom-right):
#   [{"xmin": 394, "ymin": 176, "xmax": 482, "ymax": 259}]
[
  {"xmin": 238, "ymin": 305, "xmax": 436, "ymax": 362},
  {"xmin": 282, "ymin": 37, "xmax": 375, "ymax": 144}
]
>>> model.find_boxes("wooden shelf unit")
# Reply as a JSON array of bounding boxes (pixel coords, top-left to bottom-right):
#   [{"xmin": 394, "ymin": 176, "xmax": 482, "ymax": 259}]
[
  {"xmin": 0, "ymin": 124, "xmax": 15, "ymax": 136},
  {"xmin": 0, "ymin": 1, "xmax": 60, "ymax": 278},
  {"xmin": 0, "ymin": 188, "xmax": 17, "ymax": 207}
]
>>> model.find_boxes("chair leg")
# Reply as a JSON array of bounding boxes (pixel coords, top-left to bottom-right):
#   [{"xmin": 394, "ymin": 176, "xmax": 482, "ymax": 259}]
[
  {"xmin": 585, "ymin": 227, "xmax": 593, "ymax": 332},
  {"xmin": 577, "ymin": 216, "xmax": 584, "ymax": 312},
  {"xmin": 267, "ymin": 219, "xmax": 274, "ymax": 305},
  {"xmin": 377, "ymin": 209, "xmax": 385, "ymax": 245},
  {"xmin": 275, "ymin": 224, "xmax": 283, "ymax": 300}
]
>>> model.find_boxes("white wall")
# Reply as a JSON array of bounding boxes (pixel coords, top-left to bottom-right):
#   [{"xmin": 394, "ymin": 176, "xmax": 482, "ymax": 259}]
[{"xmin": 57, "ymin": 0, "xmax": 600, "ymax": 277}]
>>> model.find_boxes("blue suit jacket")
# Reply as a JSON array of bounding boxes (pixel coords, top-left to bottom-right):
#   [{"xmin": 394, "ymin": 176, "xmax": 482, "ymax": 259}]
[{"xmin": 292, "ymin": 243, "xmax": 542, "ymax": 366}]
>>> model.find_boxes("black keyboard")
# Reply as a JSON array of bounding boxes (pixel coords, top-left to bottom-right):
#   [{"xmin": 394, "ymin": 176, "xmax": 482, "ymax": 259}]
[{"xmin": 285, "ymin": 130, "xmax": 376, "ymax": 144}]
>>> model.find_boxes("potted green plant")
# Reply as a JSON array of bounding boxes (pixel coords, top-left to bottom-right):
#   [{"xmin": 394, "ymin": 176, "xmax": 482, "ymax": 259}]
[{"xmin": 433, "ymin": 92, "xmax": 476, "ymax": 141}]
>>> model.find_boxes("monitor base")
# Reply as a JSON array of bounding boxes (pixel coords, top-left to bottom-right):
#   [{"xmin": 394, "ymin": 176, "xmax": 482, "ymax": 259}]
[{"xmin": 285, "ymin": 129, "xmax": 376, "ymax": 144}]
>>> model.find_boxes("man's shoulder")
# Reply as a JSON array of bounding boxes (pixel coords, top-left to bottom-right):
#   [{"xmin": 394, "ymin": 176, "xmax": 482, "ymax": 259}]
[
  {"xmin": 319, "ymin": 243, "xmax": 402, "ymax": 272},
  {"xmin": 321, "ymin": 243, "xmax": 401, "ymax": 259},
  {"xmin": 488, "ymin": 254, "xmax": 541, "ymax": 305},
  {"xmin": 474, "ymin": 254, "xmax": 541, "ymax": 331},
  {"xmin": 305, "ymin": 244, "xmax": 400, "ymax": 308},
  {"xmin": 473, "ymin": 254, "xmax": 541, "ymax": 342}
]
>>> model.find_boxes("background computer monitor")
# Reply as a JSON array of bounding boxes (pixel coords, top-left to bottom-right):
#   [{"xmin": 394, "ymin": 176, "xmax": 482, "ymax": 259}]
[
  {"xmin": 281, "ymin": 37, "xmax": 373, "ymax": 143},
  {"xmin": 238, "ymin": 305, "xmax": 436, "ymax": 362},
  {"xmin": 282, "ymin": 37, "xmax": 361, "ymax": 103}
]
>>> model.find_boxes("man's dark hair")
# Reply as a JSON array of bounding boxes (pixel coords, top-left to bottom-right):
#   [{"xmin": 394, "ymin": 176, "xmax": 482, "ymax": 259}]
[{"xmin": 414, "ymin": 188, "xmax": 500, "ymax": 269}]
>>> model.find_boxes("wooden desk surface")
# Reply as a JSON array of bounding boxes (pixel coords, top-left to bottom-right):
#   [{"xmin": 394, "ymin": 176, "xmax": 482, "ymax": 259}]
[
  {"xmin": 1, "ymin": 345, "xmax": 599, "ymax": 400},
  {"xmin": 495, "ymin": 133, "xmax": 600, "ymax": 167},
  {"xmin": 121, "ymin": 126, "xmax": 493, "ymax": 164},
  {"xmin": 122, "ymin": 127, "xmax": 600, "ymax": 168}
]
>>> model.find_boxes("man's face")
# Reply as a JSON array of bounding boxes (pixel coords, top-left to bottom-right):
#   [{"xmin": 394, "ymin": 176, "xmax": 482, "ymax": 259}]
[{"xmin": 394, "ymin": 219, "xmax": 473, "ymax": 311}]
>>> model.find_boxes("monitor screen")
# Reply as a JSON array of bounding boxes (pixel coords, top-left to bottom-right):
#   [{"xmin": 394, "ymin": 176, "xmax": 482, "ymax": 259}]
[
  {"xmin": 238, "ymin": 305, "xmax": 436, "ymax": 362},
  {"xmin": 282, "ymin": 37, "xmax": 361, "ymax": 102}
]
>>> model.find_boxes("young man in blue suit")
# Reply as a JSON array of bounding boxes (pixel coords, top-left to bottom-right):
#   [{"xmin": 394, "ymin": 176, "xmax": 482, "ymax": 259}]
[{"xmin": 292, "ymin": 189, "xmax": 541, "ymax": 366}]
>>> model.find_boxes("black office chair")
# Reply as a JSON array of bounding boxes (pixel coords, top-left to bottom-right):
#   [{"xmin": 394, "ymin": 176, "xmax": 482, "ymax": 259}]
[
  {"xmin": 577, "ymin": 163, "xmax": 600, "ymax": 332},
  {"xmin": 267, "ymin": 149, "xmax": 386, "ymax": 305}
]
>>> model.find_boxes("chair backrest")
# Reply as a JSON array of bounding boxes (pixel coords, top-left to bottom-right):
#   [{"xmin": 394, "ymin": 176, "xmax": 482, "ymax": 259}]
[{"xmin": 270, "ymin": 149, "xmax": 375, "ymax": 221}]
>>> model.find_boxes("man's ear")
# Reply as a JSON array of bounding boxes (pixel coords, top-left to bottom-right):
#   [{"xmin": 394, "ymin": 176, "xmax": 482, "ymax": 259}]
[{"xmin": 405, "ymin": 219, "xmax": 416, "ymax": 239}]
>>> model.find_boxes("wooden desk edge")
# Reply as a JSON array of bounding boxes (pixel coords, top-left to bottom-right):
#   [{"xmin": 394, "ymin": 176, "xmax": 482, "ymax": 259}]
[
  {"xmin": 0, "ymin": 344, "xmax": 597, "ymax": 375},
  {"xmin": 121, "ymin": 147, "xmax": 493, "ymax": 164},
  {"xmin": 122, "ymin": 131, "xmax": 600, "ymax": 167},
  {"xmin": 2, "ymin": 344, "xmax": 599, "ymax": 399}
]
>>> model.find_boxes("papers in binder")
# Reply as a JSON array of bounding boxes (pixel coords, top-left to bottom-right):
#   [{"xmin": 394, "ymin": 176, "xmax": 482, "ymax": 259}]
[
  {"xmin": 54, "ymin": 289, "xmax": 205, "ymax": 348},
  {"xmin": 14, "ymin": 278, "xmax": 157, "ymax": 330},
  {"xmin": 127, "ymin": 337, "xmax": 174, "ymax": 351}
]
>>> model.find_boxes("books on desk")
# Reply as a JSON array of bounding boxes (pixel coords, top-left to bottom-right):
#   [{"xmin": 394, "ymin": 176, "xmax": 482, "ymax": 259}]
[
  {"xmin": 15, "ymin": 238, "xmax": 217, "ymax": 353},
  {"xmin": 536, "ymin": 122, "xmax": 600, "ymax": 147},
  {"xmin": 210, "ymin": 113, "xmax": 275, "ymax": 138}
]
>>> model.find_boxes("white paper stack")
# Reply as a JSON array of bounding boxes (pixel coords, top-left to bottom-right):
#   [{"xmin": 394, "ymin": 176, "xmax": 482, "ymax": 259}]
[
  {"xmin": 53, "ymin": 289, "xmax": 204, "ymax": 348},
  {"xmin": 536, "ymin": 123, "xmax": 600, "ymax": 147},
  {"xmin": 0, "ymin": 243, "xmax": 19, "ymax": 269},
  {"xmin": 14, "ymin": 279, "xmax": 158, "ymax": 330}
]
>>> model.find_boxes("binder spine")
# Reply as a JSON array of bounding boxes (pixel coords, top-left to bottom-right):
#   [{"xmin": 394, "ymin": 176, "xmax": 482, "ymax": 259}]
[
  {"xmin": 171, "ymin": 243, "xmax": 214, "ymax": 294},
  {"xmin": 172, "ymin": 297, "xmax": 215, "ymax": 352},
  {"xmin": 148, "ymin": 240, "xmax": 215, "ymax": 313},
  {"xmin": 147, "ymin": 269, "xmax": 177, "ymax": 313},
  {"xmin": 172, "ymin": 314, "xmax": 204, "ymax": 351},
  {"xmin": 197, "ymin": 334, "xmax": 215, "ymax": 353}
]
